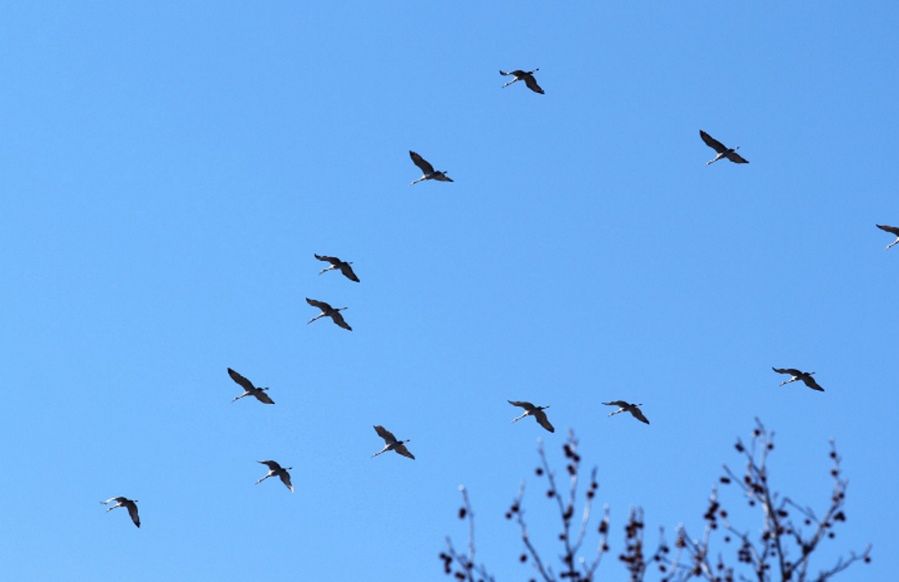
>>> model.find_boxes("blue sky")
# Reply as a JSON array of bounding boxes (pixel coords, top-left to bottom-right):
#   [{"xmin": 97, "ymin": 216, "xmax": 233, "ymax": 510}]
[{"xmin": 0, "ymin": 2, "xmax": 896, "ymax": 580}]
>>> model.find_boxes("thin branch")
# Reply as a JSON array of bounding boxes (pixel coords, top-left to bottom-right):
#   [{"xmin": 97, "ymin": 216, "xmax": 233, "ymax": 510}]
[{"xmin": 511, "ymin": 481, "xmax": 556, "ymax": 582}]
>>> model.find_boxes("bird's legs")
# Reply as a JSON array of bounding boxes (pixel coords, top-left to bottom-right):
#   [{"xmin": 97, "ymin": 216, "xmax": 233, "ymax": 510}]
[
  {"xmin": 255, "ymin": 473, "xmax": 273, "ymax": 485},
  {"xmin": 779, "ymin": 377, "xmax": 799, "ymax": 386},
  {"xmin": 706, "ymin": 154, "xmax": 724, "ymax": 166},
  {"xmin": 410, "ymin": 176, "xmax": 427, "ymax": 185},
  {"xmin": 501, "ymin": 78, "xmax": 520, "ymax": 88},
  {"xmin": 319, "ymin": 265, "xmax": 337, "ymax": 275},
  {"xmin": 307, "ymin": 313, "xmax": 326, "ymax": 324},
  {"xmin": 232, "ymin": 393, "xmax": 249, "ymax": 402},
  {"xmin": 511, "ymin": 411, "xmax": 529, "ymax": 423},
  {"xmin": 887, "ymin": 238, "xmax": 899, "ymax": 250},
  {"xmin": 608, "ymin": 408, "xmax": 626, "ymax": 417},
  {"xmin": 372, "ymin": 446, "xmax": 391, "ymax": 457}
]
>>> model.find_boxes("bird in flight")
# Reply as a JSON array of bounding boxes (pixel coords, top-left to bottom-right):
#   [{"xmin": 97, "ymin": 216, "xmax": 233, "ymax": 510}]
[
  {"xmin": 314, "ymin": 254, "xmax": 360, "ymax": 282},
  {"xmin": 499, "ymin": 69, "xmax": 544, "ymax": 94},
  {"xmin": 602, "ymin": 401, "xmax": 650, "ymax": 424},
  {"xmin": 876, "ymin": 224, "xmax": 899, "ymax": 250},
  {"xmin": 227, "ymin": 368, "xmax": 275, "ymax": 404},
  {"xmin": 306, "ymin": 297, "xmax": 352, "ymax": 331},
  {"xmin": 255, "ymin": 460, "xmax": 294, "ymax": 492},
  {"xmin": 101, "ymin": 496, "xmax": 140, "ymax": 528},
  {"xmin": 372, "ymin": 425, "xmax": 415, "ymax": 459},
  {"xmin": 699, "ymin": 130, "xmax": 749, "ymax": 165},
  {"xmin": 508, "ymin": 400, "xmax": 555, "ymax": 432},
  {"xmin": 772, "ymin": 367, "xmax": 824, "ymax": 391},
  {"xmin": 409, "ymin": 151, "xmax": 453, "ymax": 185}
]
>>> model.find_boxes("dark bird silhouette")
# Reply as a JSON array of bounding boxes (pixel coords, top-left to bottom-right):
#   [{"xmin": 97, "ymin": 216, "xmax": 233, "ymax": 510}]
[
  {"xmin": 306, "ymin": 297, "xmax": 352, "ymax": 331},
  {"xmin": 500, "ymin": 69, "xmax": 544, "ymax": 94},
  {"xmin": 101, "ymin": 496, "xmax": 140, "ymax": 528},
  {"xmin": 372, "ymin": 425, "xmax": 415, "ymax": 459},
  {"xmin": 256, "ymin": 460, "xmax": 294, "ymax": 492},
  {"xmin": 603, "ymin": 401, "xmax": 650, "ymax": 424},
  {"xmin": 772, "ymin": 367, "xmax": 824, "ymax": 392},
  {"xmin": 876, "ymin": 224, "xmax": 899, "ymax": 250},
  {"xmin": 508, "ymin": 400, "xmax": 555, "ymax": 432},
  {"xmin": 227, "ymin": 368, "xmax": 275, "ymax": 404},
  {"xmin": 409, "ymin": 151, "xmax": 453, "ymax": 185},
  {"xmin": 314, "ymin": 254, "xmax": 360, "ymax": 282},
  {"xmin": 700, "ymin": 130, "xmax": 749, "ymax": 165}
]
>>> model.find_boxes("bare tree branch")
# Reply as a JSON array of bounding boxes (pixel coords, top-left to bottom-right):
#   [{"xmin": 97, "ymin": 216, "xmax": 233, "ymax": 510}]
[{"xmin": 439, "ymin": 422, "xmax": 871, "ymax": 582}]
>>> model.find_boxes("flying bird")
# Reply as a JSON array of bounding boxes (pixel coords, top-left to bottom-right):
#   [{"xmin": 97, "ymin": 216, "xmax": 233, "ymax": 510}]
[
  {"xmin": 101, "ymin": 496, "xmax": 140, "ymax": 528},
  {"xmin": 699, "ymin": 130, "xmax": 749, "ymax": 165},
  {"xmin": 772, "ymin": 367, "xmax": 824, "ymax": 392},
  {"xmin": 372, "ymin": 425, "xmax": 415, "ymax": 460},
  {"xmin": 227, "ymin": 368, "xmax": 275, "ymax": 404},
  {"xmin": 508, "ymin": 400, "xmax": 555, "ymax": 432},
  {"xmin": 255, "ymin": 460, "xmax": 294, "ymax": 492},
  {"xmin": 602, "ymin": 401, "xmax": 650, "ymax": 424},
  {"xmin": 306, "ymin": 297, "xmax": 352, "ymax": 331},
  {"xmin": 499, "ymin": 69, "xmax": 544, "ymax": 94},
  {"xmin": 314, "ymin": 254, "xmax": 360, "ymax": 282},
  {"xmin": 409, "ymin": 151, "xmax": 453, "ymax": 185},
  {"xmin": 876, "ymin": 224, "xmax": 899, "ymax": 250}
]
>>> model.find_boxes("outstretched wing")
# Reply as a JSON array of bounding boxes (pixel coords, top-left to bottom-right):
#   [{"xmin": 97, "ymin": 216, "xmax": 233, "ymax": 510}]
[
  {"xmin": 306, "ymin": 297, "xmax": 332, "ymax": 311},
  {"xmin": 314, "ymin": 254, "xmax": 342, "ymax": 266},
  {"xmin": 602, "ymin": 400, "xmax": 628, "ymax": 408},
  {"xmin": 523, "ymin": 74, "xmax": 544, "ymax": 94},
  {"xmin": 253, "ymin": 391, "xmax": 275, "ymax": 405},
  {"xmin": 629, "ymin": 407, "xmax": 650, "ymax": 425},
  {"xmin": 772, "ymin": 367, "xmax": 801, "ymax": 376},
  {"xmin": 876, "ymin": 224, "xmax": 899, "ymax": 236},
  {"xmin": 329, "ymin": 311, "xmax": 352, "ymax": 331},
  {"xmin": 699, "ymin": 130, "xmax": 727, "ymax": 153},
  {"xmin": 339, "ymin": 263, "xmax": 360, "ymax": 282},
  {"xmin": 409, "ymin": 151, "xmax": 435, "ymax": 174},
  {"xmin": 279, "ymin": 470, "xmax": 295, "ymax": 492},
  {"xmin": 725, "ymin": 151, "xmax": 749, "ymax": 164},
  {"xmin": 227, "ymin": 368, "xmax": 255, "ymax": 392},
  {"xmin": 125, "ymin": 501, "xmax": 141, "ymax": 528},
  {"xmin": 394, "ymin": 443, "xmax": 416, "ymax": 460},
  {"xmin": 801, "ymin": 376, "xmax": 825, "ymax": 392},
  {"xmin": 508, "ymin": 400, "xmax": 534, "ymax": 411},
  {"xmin": 533, "ymin": 409, "xmax": 555, "ymax": 433},
  {"xmin": 258, "ymin": 459, "xmax": 282, "ymax": 471},
  {"xmin": 374, "ymin": 425, "xmax": 398, "ymax": 444}
]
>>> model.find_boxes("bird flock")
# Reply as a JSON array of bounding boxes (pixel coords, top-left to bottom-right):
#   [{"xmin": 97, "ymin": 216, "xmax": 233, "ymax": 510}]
[{"xmin": 100, "ymin": 68, "xmax": 895, "ymax": 530}]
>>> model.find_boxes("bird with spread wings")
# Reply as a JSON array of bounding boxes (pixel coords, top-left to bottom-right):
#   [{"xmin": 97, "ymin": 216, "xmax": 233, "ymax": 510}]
[
  {"xmin": 508, "ymin": 400, "xmax": 555, "ymax": 432},
  {"xmin": 372, "ymin": 425, "xmax": 415, "ymax": 459},
  {"xmin": 700, "ymin": 129, "xmax": 749, "ymax": 165}
]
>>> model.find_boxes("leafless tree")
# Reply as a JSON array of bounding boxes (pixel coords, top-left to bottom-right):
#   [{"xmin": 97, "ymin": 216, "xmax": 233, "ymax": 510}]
[{"xmin": 440, "ymin": 420, "xmax": 870, "ymax": 581}]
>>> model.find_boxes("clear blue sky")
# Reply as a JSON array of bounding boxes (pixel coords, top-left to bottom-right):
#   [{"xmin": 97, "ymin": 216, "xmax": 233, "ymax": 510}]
[{"xmin": 0, "ymin": 2, "xmax": 896, "ymax": 580}]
